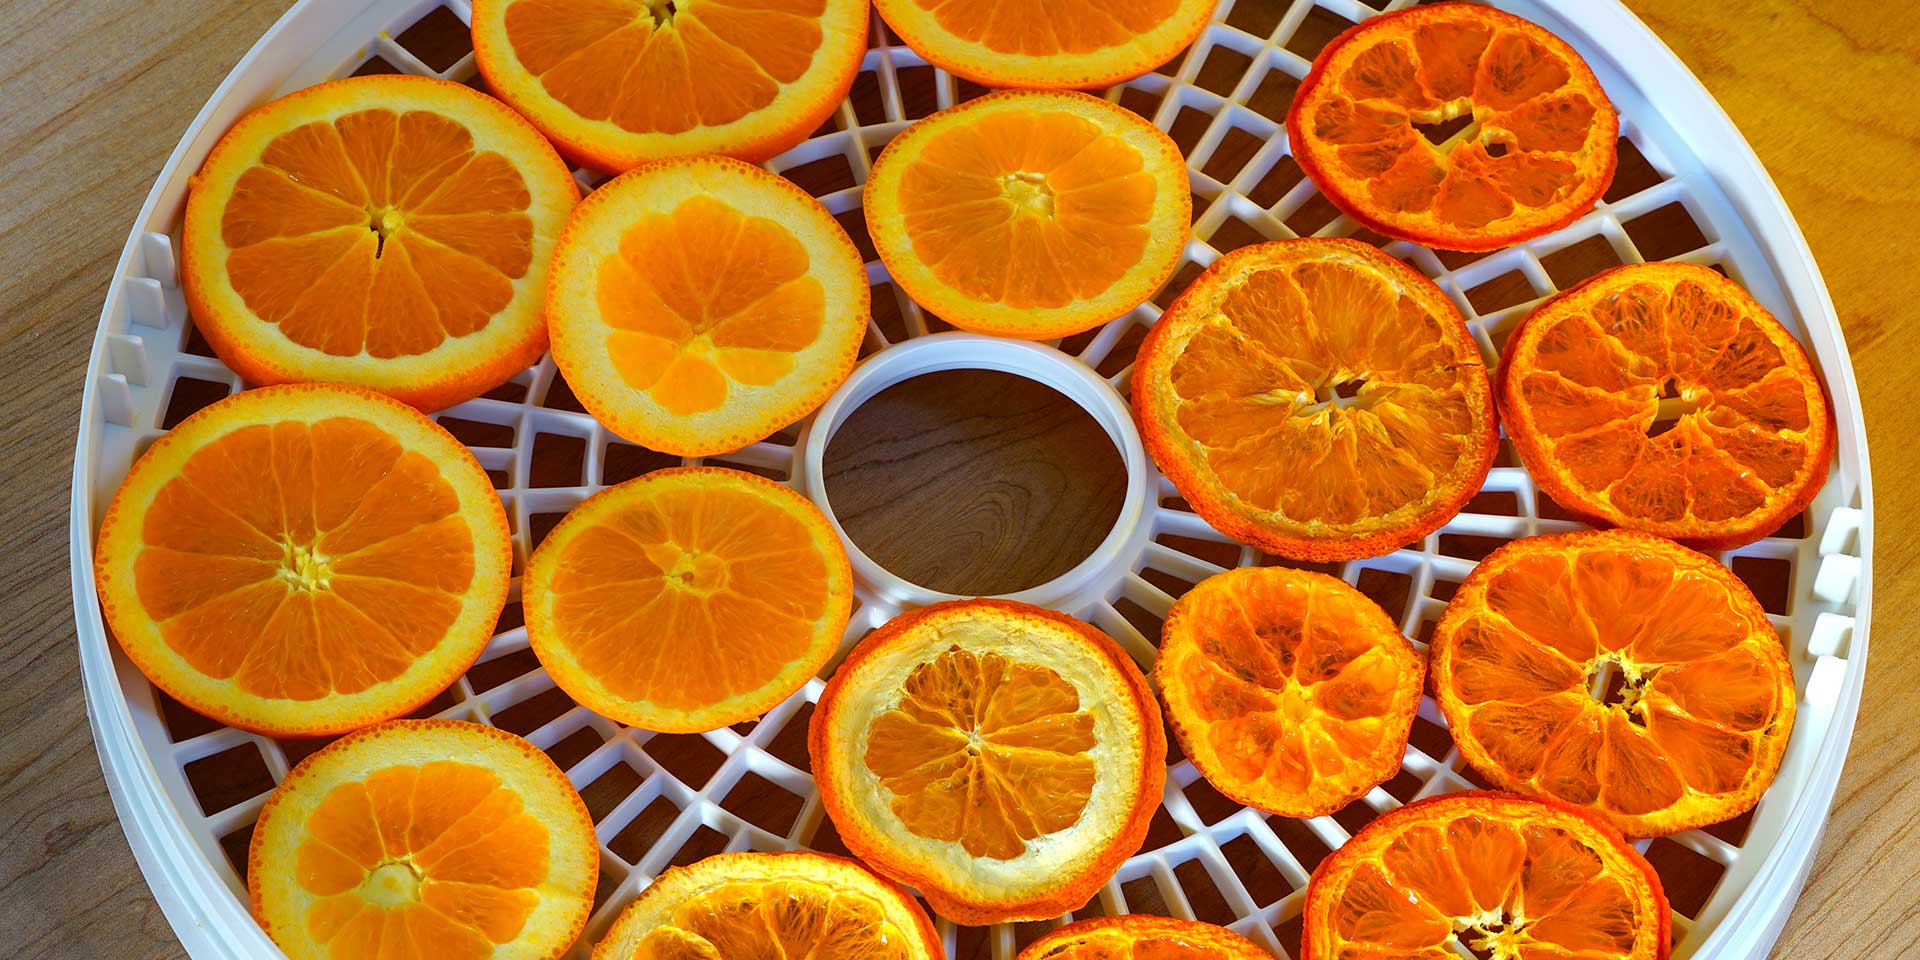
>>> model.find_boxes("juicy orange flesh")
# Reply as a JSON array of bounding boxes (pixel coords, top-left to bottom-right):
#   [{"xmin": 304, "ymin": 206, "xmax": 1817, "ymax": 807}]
[
  {"xmin": 863, "ymin": 646, "xmax": 1097, "ymax": 859},
  {"xmin": 1518, "ymin": 277, "xmax": 1818, "ymax": 526},
  {"xmin": 503, "ymin": 0, "xmax": 827, "ymax": 135},
  {"xmin": 1306, "ymin": 16, "xmax": 1601, "ymax": 229},
  {"xmin": 905, "ymin": 0, "xmax": 1184, "ymax": 56},
  {"xmin": 547, "ymin": 483, "xmax": 831, "ymax": 709},
  {"xmin": 221, "ymin": 109, "xmax": 534, "ymax": 357},
  {"xmin": 897, "ymin": 109, "xmax": 1156, "ymax": 310},
  {"xmin": 132, "ymin": 418, "xmax": 473, "ymax": 700},
  {"xmin": 295, "ymin": 760, "xmax": 549, "ymax": 959},
  {"xmin": 630, "ymin": 880, "xmax": 913, "ymax": 960},
  {"xmin": 1167, "ymin": 260, "xmax": 1478, "ymax": 526},
  {"xmin": 597, "ymin": 195, "xmax": 825, "ymax": 415},
  {"xmin": 1449, "ymin": 544, "xmax": 1783, "ymax": 817},
  {"xmin": 1033, "ymin": 933, "xmax": 1229, "ymax": 959}
]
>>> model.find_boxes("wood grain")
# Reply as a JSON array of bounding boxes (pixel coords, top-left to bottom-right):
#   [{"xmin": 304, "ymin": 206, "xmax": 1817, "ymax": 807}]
[{"xmin": 0, "ymin": 1, "xmax": 1914, "ymax": 958}]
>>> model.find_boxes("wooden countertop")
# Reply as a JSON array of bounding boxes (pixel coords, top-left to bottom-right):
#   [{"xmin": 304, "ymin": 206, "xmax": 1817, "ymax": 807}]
[{"xmin": 2, "ymin": 1, "xmax": 1914, "ymax": 956}]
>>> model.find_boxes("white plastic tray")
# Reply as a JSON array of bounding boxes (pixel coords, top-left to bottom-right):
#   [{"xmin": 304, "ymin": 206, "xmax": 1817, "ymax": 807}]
[{"xmin": 68, "ymin": 1, "xmax": 1873, "ymax": 958}]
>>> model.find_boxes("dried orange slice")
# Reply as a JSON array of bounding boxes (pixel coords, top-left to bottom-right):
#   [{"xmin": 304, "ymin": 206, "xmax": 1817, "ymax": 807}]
[
  {"xmin": 1156, "ymin": 567, "xmax": 1424, "ymax": 817},
  {"xmin": 810, "ymin": 599, "xmax": 1165, "ymax": 924},
  {"xmin": 1431, "ymin": 529, "xmax": 1796, "ymax": 837},
  {"xmin": 548, "ymin": 155, "xmax": 868, "ymax": 456},
  {"xmin": 523, "ymin": 466, "xmax": 852, "ymax": 732},
  {"xmin": 1287, "ymin": 5, "xmax": 1619, "ymax": 252},
  {"xmin": 1133, "ymin": 238, "xmax": 1498, "ymax": 561},
  {"xmin": 1018, "ymin": 916, "xmax": 1271, "ymax": 960},
  {"xmin": 181, "ymin": 75, "xmax": 580, "ymax": 412},
  {"xmin": 250, "ymin": 720, "xmax": 597, "ymax": 960},
  {"xmin": 864, "ymin": 90, "xmax": 1191, "ymax": 340},
  {"xmin": 470, "ymin": 0, "xmax": 867, "ymax": 170},
  {"xmin": 874, "ymin": 0, "xmax": 1215, "ymax": 89},
  {"xmin": 1499, "ymin": 262, "xmax": 1834, "ymax": 549},
  {"xmin": 92, "ymin": 384, "xmax": 511, "ymax": 737},
  {"xmin": 1301, "ymin": 791, "xmax": 1669, "ymax": 960}
]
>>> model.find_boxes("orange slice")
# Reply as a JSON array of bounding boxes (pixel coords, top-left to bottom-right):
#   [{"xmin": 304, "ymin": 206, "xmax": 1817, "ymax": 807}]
[
  {"xmin": 1132, "ymin": 238, "xmax": 1499, "ymax": 561},
  {"xmin": 873, "ymin": 0, "xmax": 1215, "ymax": 89},
  {"xmin": 1156, "ymin": 567, "xmax": 1424, "ymax": 817},
  {"xmin": 523, "ymin": 466, "xmax": 852, "ymax": 732},
  {"xmin": 547, "ymin": 155, "xmax": 868, "ymax": 456},
  {"xmin": 810, "ymin": 599, "xmax": 1165, "ymax": 924},
  {"xmin": 92, "ymin": 384, "xmax": 511, "ymax": 737},
  {"xmin": 1018, "ymin": 916, "xmax": 1272, "ymax": 960},
  {"xmin": 1430, "ymin": 529, "xmax": 1795, "ymax": 837},
  {"xmin": 1286, "ymin": 5, "xmax": 1619, "ymax": 252},
  {"xmin": 591, "ymin": 851, "xmax": 943, "ymax": 960},
  {"xmin": 181, "ymin": 75, "xmax": 580, "ymax": 412},
  {"xmin": 1301, "ymin": 791, "xmax": 1670, "ymax": 960},
  {"xmin": 250, "ymin": 720, "xmax": 598, "ymax": 960},
  {"xmin": 864, "ymin": 90, "xmax": 1191, "ymax": 340},
  {"xmin": 1498, "ymin": 262, "xmax": 1835, "ymax": 549},
  {"xmin": 470, "ymin": 0, "xmax": 867, "ymax": 170}
]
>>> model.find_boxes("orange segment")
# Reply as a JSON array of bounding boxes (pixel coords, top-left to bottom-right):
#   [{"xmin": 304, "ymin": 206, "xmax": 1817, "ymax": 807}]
[
  {"xmin": 181, "ymin": 75, "xmax": 580, "ymax": 412},
  {"xmin": 1301, "ymin": 792, "xmax": 1670, "ymax": 960},
  {"xmin": 1499, "ymin": 262, "xmax": 1835, "ymax": 549},
  {"xmin": 1133, "ymin": 238, "xmax": 1498, "ymax": 561},
  {"xmin": 250, "ymin": 721, "xmax": 597, "ymax": 960},
  {"xmin": 1430, "ymin": 530, "xmax": 1796, "ymax": 836},
  {"xmin": 93, "ymin": 384, "xmax": 511, "ymax": 737},
  {"xmin": 810, "ymin": 599, "xmax": 1165, "ymax": 924},
  {"xmin": 548, "ymin": 155, "xmax": 868, "ymax": 456},
  {"xmin": 471, "ymin": 0, "xmax": 867, "ymax": 170},
  {"xmin": 1017, "ymin": 916, "xmax": 1272, "ymax": 960},
  {"xmin": 1155, "ymin": 567, "xmax": 1424, "ymax": 817},
  {"xmin": 864, "ymin": 90, "xmax": 1191, "ymax": 340},
  {"xmin": 1287, "ymin": 5, "xmax": 1619, "ymax": 251},
  {"xmin": 873, "ymin": 0, "xmax": 1214, "ymax": 89}
]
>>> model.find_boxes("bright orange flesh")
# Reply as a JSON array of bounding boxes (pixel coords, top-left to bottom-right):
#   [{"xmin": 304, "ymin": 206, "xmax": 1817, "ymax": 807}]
[
  {"xmin": 1156, "ymin": 567, "xmax": 1424, "ymax": 817},
  {"xmin": 873, "ymin": 0, "xmax": 1215, "ymax": 88},
  {"xmin": 1132, "ymin": 238, "xmax": 1498, "ymax": 561},
  {"xmin": 1431, "ymin": 530, "xmax": 1795, "ymax": 837},
  {"xmin": 1301, "ymin": 792, "xmax": 1670, "ymax": 960},
  {"xmin": 1287, "ymin": 4, "xmax": 1619, "ymax": 251},
  {"xmin": 1018, "ymin": 915, "xmax": 1273, "ymax": 960},
  {"xmin": 1499, "ymin": 262, "xmax": 1834, "ymax": 549}
]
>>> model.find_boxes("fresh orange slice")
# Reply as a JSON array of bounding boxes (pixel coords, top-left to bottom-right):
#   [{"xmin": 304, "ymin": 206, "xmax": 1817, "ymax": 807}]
[
  {"xmin": 181, "ymin": 75, "xmax": 580, "ymax": 412},
  {"xmin": 810, "ymin": 599, "xmax": 1165, "ymax": 924},
  {"xmin": 523, "ymin": 466, "xmax": 852, "ymax": 732},
  {"xmin": 1431, "ymin": 530, "xmax": 1796, "ymax": 837},
  {"xmin": 864, "ymin": 90, "xmax": 1191, "ymax": 340},
  {"xmin": 92, "ymin": 384, "xmax": 511, "ymax": 737},
  {"xmin": 1018, "ymin": 916, "xmax": 1272, "ymax": 960},
  {"xmin": 1498, "ymin": 262, "xmax": 1835, "ymax": 549},
  {"xmin": 1301, "ymin": 791, "xmax": 1670, "ymax": 960},
  {"xmin": 250, "ymin": 720, "xmax": 598, "ymax": 960},
  {"xmin": 547, "ymin": 155, "xmax": 868, "ymax": 456},
  {"xmin": 1132, "ymin": 238, "xmax": 1499, "ymax": 561},
  {"xmin": 1156, "ymin": 567, "xmax": 1424, "ymax": 818},
  {"xmin": 591, "ymin": 851, "xmax": 943, "ymax": 960},
  {"xmin": 873, "ymin": 0, "xmax": 1215, "ymax": 89},
  {"xmin": 1286, "ymin": 5, "xmax": 1619, "ymax": 252},
  {"xmin": 470, "ymin": 0, "xmax": 867, "ymax": 170}
]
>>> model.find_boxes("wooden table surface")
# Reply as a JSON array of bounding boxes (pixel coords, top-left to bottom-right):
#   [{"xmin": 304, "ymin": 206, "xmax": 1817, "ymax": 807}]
[{"xmin": 2, "ymin": 1, "xmax": 1915, "ymax": 957}]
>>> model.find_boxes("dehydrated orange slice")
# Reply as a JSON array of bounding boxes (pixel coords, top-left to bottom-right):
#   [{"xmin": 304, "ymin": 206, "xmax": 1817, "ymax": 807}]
[
  {"xmin": 810, "ymin": 599, "xmax": 1165, "ymax": 924},
  {"xmin": 1499, "ymin": 262, "xmax": 1834, "ymax": 549},
  {"xmin": 1287, "ymin": 5, "xmax": 1619, "ymax": 252},
  {"xmin": 181, "ymin": 75, "xmax": 580, "ymax": 412},
  {"xmin": 593, "ymin": 851, "xmax": 942, "ymax": 960},
  {"xmin": 1301, "ymin": 791, "xmax": 1670, "ymax": 960},
  {"xmin": 1018, "ymin": 916, "xmax": 1271, "ymax": 960},
  {"xmin": 1133, "ymin": 238, "xmax": 1498, "ymax": 561},
  {"xmin": 873, "ymin": 0, "xmax": 1215, "ymax": 89},
  {"xmin": 864, "ymin": 90, "xmax": 1191, "ymax": 340},
  {"xmin": 250, "ymin": 720, "xmax": 597, "ymax": 960},
  {"xmin": 471, "ymin": 0, "xmax": 868, "ymax": 170},
  {"xmin": 92, "ymin": 384, "xmax": 511, "ymax": 737},
  {"xmin": 523, "ymin": 466, "xmax": 852, "ymax": 732},
  {"xmin": 1431, "ymin": 530, "xmax": 1796, "ymax": 837},
  {"xmin": 547, "ymin": 155, "xmax": 868, "ymax": 456},
  {"xmin": 1156, "ymin": 567, "xmax": 1424, "ymax": 818}
]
